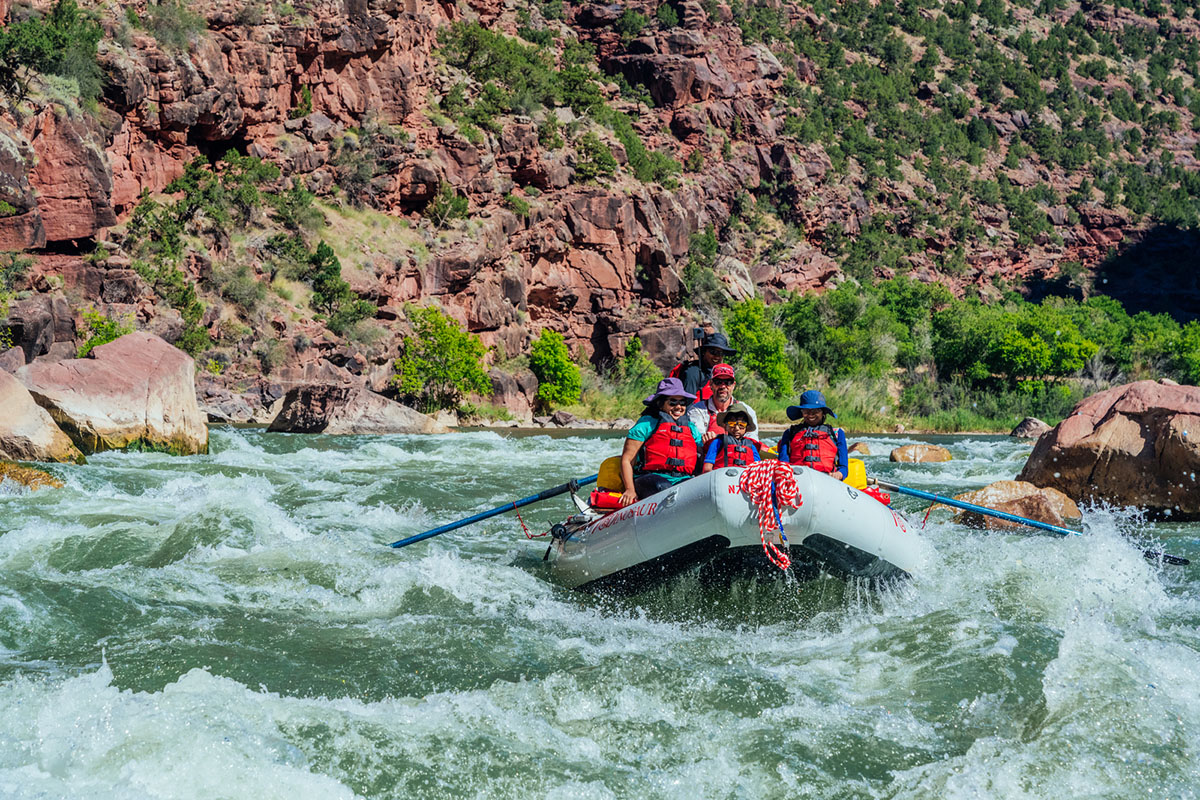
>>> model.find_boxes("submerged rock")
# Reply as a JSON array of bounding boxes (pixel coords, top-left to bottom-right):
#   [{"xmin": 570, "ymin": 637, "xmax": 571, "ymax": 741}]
[
  {"xmin": 889, "ymin": 444, "xmax": 952, "ymax": 463},
  {"xmin": 0, "ymin": 370, "xmax": 84, "ymax": 463},
  {"xmin": 848, "ymin": 441, "xmax": 871, "ymax": 455},
  {"xmin": 1018, "ymin": 379, "xmax": 1200, "ymax": 520},
  {"xmin": 17, "ymin": 332, "xmax": 208, "ymax": 455},
  {"xmin": 0, "ymin": 461, "xmax": 64, "ymax": 491},
  {"xmin": 267, "ymin": 384, "xmax": 451, "ymax": 435}
]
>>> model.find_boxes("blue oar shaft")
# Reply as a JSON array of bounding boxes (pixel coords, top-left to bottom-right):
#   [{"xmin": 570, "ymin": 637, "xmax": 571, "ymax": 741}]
[
  {"xmin": 872, "ymin": 478, "xmax": 1189, "ymax": 565},
  {"xmin": 389, "ymin": 474, "xmax": 598, "ymax": 549},
  {"xmin": 873, "ymin": 479, "xmax": 1080, "ymax": 537}
]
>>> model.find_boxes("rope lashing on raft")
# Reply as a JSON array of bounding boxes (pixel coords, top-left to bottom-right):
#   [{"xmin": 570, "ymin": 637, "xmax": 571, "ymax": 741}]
[
  {"xmin": 514, "ymin": 504, "xmax": 546, "ymax": 539},
  {"xmin": 738, "ymin": 461, "xmax": 801, "ymax": 571}
]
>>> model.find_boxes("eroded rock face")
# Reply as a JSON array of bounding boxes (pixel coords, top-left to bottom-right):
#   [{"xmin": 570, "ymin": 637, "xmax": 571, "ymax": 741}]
[
  {"xmin": 267, "ymin": 384, "xmax": 451, "ymax": 434},
  {"xmin": 0, "ymin": 370, "xmax": 84, "ymax": 463},
  {"xmin": 890, "ymin": 444, "xmax": 952, "ymax": 463},
  {"xmin": 1017, "ymin": 380, "xmax": 1200, "ymax": 519},
  {"xmin": 16, "ymin": 332, "xmax": 208, "ymax": 455},
  {"xmin": 949, "ymin": 480, "xmax": 1081, "ymax": 530}
]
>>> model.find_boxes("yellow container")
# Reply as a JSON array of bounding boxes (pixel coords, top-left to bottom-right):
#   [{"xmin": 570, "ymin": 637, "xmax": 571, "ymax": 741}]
[
  {"xmin": 843, "ymin": 458, "xmax": 868, "ymax": 490},
  {"xmin": 597, "ymin": 455, "xmax": 624, "ymax": 492}
]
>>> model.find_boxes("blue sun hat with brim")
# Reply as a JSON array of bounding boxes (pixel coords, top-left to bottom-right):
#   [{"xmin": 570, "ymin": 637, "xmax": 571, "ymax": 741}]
[
  {"xmin": 643, "ymin": 377, "xmax": 697, "ymax": 406},
  {"xmin": 786, "ymin": 389, "xmax": 837, "ymax": 420}
]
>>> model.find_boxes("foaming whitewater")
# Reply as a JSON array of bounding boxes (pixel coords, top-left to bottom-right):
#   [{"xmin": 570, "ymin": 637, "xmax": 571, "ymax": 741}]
[{"xmin": 1, "ymin": 428, "xmax": 1198, "ymax": 798}]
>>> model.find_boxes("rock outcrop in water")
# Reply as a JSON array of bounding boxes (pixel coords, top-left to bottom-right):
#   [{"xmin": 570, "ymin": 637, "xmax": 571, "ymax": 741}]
[
  {"xmin": 1018, "ymin": 380, "xmax": 1200, "ymax": 520},
  {"xmin": 16, "ymin": 332, "xmax": 208, "ymax": 455},
  {"xmin": 0, "ymin": 461, "xmax": 65, "ymax": 491},
  {"xmin": 0, "ymin": 370, "xmax": 84, "ymax": 463},
  {"xmin": 890, "ymin": 444, "xmax": 952, "ymax": 463},
  {"xmin": 949, "ymin": 480, "xmax": 1081, "ymax": 530},
  {"xmin": 268, "ymin": 383, "xmax": 450, "ymax": 435},
  {"xmin": 1009, "ymin": 417, "xmax": 1051, "ymax": 440}
]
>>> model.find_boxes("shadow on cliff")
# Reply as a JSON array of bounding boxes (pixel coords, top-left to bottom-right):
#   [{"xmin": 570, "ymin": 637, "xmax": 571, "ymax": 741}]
[{"xmin": 1028, "ymin": 225, "xmax": 1200, "ymax": 322}]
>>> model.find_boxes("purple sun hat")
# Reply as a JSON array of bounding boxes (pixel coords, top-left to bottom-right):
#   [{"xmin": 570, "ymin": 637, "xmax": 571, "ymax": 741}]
[{"xmin": 643, "ymin": 377, "xmax": 696, "ymax": 406}]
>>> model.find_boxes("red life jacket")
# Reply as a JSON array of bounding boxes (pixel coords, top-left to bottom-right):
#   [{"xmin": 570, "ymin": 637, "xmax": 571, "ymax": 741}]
[
  {"xmin": 713, "ymin": 435, "xmax": 759, "ymax": 468},
  {"xmin": 638, "ymin": 415, "xmax": 699, "ymax": 477},
  {"xmin": 669, "ymin": 361, "xmax": 713, "ymax": 402},
  {"xmin": 781, "ymin": 424, "xmax": 839, "ymax": 473}
]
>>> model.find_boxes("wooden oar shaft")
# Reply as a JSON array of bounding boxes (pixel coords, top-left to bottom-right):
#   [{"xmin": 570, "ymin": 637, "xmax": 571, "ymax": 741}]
[{"xmin": 389, "ymin": 474, "xmax": 598, "ymax": 549}]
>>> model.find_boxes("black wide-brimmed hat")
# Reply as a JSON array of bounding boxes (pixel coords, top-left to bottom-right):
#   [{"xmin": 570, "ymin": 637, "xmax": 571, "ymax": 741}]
[{"xmin": 699, "ymin": 332, "xmax": 737, "ymax": 356}]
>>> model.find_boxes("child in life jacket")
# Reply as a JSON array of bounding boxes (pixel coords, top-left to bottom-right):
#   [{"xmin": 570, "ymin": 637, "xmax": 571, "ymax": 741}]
[
  {"xmin": 777, "ymin": 390, "xmax": 849, "ymax": 480},
  {"xmin": 701, "ymin": 402, "xmax": 762, "ymax": 472}
]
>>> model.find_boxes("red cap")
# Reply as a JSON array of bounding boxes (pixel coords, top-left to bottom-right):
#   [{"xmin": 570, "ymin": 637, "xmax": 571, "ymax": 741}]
[{"xmin": 711, "ymin": 363, "xmax": 735, "ymax": 379}]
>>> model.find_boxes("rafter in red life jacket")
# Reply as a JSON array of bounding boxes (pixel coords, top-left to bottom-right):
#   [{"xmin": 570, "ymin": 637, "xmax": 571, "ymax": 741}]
[
  {"xmin": 712, "ymin": 434, "xmax": 759, "ymax": 468},
  {"xmin": 779, "ymin": 424, "xmax": 839, "ymax": 473},
  {"xmin": 638, "ymin": 413, "xmax": 699, "ymax": 477}
]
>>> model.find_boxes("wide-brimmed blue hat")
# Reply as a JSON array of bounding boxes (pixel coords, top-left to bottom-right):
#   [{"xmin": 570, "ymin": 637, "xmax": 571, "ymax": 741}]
[
  {"xmin": 643, "ymin": 377, "xmax": 696, "ymax": 406},
  {"xmin": 786, "ymin": 389, "xmax": 837, "ymax": 420}
]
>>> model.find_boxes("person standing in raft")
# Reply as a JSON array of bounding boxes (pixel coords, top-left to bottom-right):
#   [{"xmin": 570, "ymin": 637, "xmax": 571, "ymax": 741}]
[
  {"xmin": 685, "ymin": 362, "xmax": 759, "ymax": 445},
  {"xmin": 777, "ymin": 390, "xmax": 849, "ymax": 481},
  {"xmin": 619, "ymin": 377, "xmax": 705, "ymax": 507},
  {"xmin": 701, "ymin": 402, "xmax": 761, "ymax": 473},
  {"xmin": 669, "ymin": 331, "xmax": 738, "ymax": 402}
]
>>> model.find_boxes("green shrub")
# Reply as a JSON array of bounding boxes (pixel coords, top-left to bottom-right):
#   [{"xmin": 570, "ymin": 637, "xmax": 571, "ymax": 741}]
[
  {"xmin": 0, "ymin": 252, "xmax": 32, "ymax": 292},
  {"xmin": 505, "ymin": 193, "xmax": 531, "ymax": 218},
  {"xmin": 289, "ymin": 85, "xmax": 313, "ymax": 119},
  {"xmin": 614, "ymin": 9, "xmax": 648, "ymax": 42},
  {"xmin": 723, "ymin": 299, "xmax": 794, "ymax": 398},
  {"xmin": 77, "ymin": 308, "xmax": 134, "ymax": 357},
  {"xmin": 0, "ymin": 0, "xmax": 103, "ymax": 102},
  {"xmin": 656, "ymin": 1, "xmax": 679, "ymax": 27},
  {"xmin": 685, "ymin": 148, "xmax": 705, "ymax": 172},
  {"xmin": 392, "ymin": 305, "xmax": 492, "ymax": 413},
  {"xmin": 214, "ymin": 263, "xmax": 267, "ymax": 312},
  {"xmin": 530, "ymin": 328, "xmax": 582, "ymax": 409},
  {"xmin": 304, "ymin": 241, "xmax": 375, "ymax": 334},
  {"xmin": 426, "ymin": 183, "xmax": 469, "ymax": 228},
  {"xmin": 574, "ymin": 132, "xmax": 617, "ymax": 181},
  {"xmin": 143, "ymin": 0, "xmax": 207, "ymax": 52}
]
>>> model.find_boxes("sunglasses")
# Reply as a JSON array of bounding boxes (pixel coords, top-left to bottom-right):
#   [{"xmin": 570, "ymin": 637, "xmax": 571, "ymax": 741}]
[
  {"xmin": 724, "ymin": 418, "xmax": 748, "ymax": 426},
  {"xmin": 712, "ymin": 378, "xmax": 735, "ymax": 386},
  {"xmin": 663, "ymin": 397, "xmax": 690, "ymax": 407}
]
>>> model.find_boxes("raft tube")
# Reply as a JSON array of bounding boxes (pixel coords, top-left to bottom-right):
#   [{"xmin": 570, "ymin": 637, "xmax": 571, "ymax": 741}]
[{"xmin": 545, "ymin": 465, "xmax": 925, "ymax": 593}]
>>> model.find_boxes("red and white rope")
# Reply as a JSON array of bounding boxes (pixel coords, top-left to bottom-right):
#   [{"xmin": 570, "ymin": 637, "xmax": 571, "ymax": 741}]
[{"xmin": 738, "ymin": 461, "xmax": 802, "ymax": 571}]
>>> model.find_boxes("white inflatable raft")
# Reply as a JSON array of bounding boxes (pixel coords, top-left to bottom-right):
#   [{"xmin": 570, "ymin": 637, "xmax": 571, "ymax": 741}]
[{"xmin": 544, "ymin": 465, "xmax": 925, "ymax": 593}]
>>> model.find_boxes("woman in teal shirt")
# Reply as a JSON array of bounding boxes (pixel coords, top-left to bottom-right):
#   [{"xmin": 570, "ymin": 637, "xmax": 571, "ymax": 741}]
[{"xmin": 619, "ymin": 377, "xmax": 705, "ymax": 506}]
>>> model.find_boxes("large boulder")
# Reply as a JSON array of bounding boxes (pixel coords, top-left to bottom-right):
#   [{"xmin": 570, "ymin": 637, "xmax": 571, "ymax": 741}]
[
  {"xmin": 0, "ymin": 370, "xmax": 83, "ymax": 463},
  {"xmin": 1017, "ymin": 380, "xmax": 1200, "ymax": 519},
  {"xmin": 16, "ymin": 332, "xmax": 208, "ymax": 455},
  {"xmin": 948, "ymin": 480, "xmax": 1081, "ymax": 530},
  {"xmin": 1010, "ymin": 416, "xmax": 1051, "ymax": 439},
  {"xmin": 890, "ymin": 444, "xmax": 953, "ymax": 463},
  {"xmin": 267, "ymin": 384, "xmax": 452, "ymax": 435}
]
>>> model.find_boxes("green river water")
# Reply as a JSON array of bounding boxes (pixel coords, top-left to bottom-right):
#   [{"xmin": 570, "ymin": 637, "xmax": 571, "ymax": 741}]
[{"xmin": 1, "ymin": 428, "xmax": 1198, "ymax": 799}]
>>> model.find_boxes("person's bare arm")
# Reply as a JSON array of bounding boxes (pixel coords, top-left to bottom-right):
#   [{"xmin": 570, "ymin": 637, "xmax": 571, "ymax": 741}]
[{"xmin": 619, "ymin": 438, "xmax": 642, "ymax": 507}]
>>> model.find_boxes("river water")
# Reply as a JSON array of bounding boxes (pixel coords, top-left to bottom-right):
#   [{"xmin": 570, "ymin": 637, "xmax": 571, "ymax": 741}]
[{"xmin": 1, "ymin": 428, "xmax": 1198, "ymax": 798}]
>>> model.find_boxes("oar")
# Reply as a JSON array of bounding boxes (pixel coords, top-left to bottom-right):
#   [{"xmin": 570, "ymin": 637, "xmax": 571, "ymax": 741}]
[
  {"xmin": 389, "ymin": 474, "xmax": 598, "ymax": 549},
  {"xmin": 869, "ymin": 478, "xmax": 1190, "ymax": 566}
]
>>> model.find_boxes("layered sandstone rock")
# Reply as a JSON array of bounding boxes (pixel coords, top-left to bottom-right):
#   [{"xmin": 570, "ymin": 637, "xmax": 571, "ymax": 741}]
[
  {"xmin": 948, "ymin": 480, "xmax": 1081, "ymax": 530},
  {"xmin": 17, "ymin": 332, "xmax": 208, "ymax": 455},
  {"xmin": 890, "ymin": 444, "xmax": 953, "ymax": 463},
  {"xmin": 267, "ymin": 384, "xmax": 451, "ymax": 434},
  {"xmin": 1017, "ymin": 380, "xmax": 1200, "ymax": 519},
  {"xmin": 0, "ymin": 370, "xmax": 84, "ymax": 463}
]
